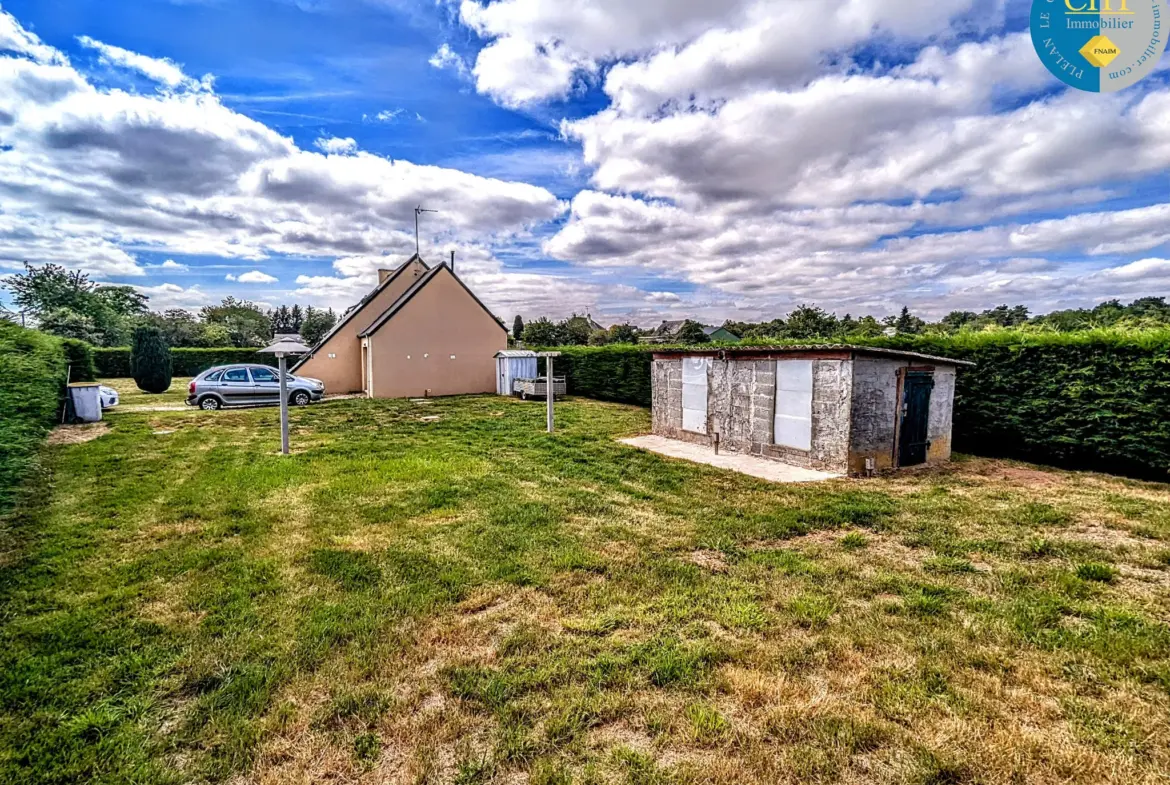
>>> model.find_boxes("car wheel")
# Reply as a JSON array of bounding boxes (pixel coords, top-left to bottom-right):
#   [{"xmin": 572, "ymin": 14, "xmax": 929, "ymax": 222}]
[
  {"xmin": 291, "ymin": 391, "xmax": 311, "ymax": 406},
  {"xmin": 199, "ymin": 396, "xmax": 222, "ymax": 411}
]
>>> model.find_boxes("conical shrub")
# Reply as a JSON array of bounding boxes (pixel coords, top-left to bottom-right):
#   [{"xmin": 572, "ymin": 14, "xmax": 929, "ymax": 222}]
[{"xmin": 131, "ymin": 326, "xmax": 173, "ymax": 394}]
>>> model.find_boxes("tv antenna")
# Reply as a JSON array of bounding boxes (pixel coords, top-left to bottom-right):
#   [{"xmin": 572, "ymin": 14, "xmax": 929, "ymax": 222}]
[{"xmin": 414, "ymin": 205, "xmax": 437, "ymax": 255}]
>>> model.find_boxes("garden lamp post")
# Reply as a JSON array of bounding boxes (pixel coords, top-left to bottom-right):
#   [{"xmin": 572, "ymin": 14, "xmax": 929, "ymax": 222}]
[
  {"xmin": 259, "ymin": 335, "xmax": 312, "ymax": 455},
  {"xmin": 537, "ymin": 351, "xmax": 561, "ymax": 433}
]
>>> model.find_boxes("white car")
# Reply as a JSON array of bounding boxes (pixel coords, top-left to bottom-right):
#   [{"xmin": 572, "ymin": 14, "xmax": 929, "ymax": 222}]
[{"xmin": 99, "ymin": 385, "xmax": 119, "ymax": 409}]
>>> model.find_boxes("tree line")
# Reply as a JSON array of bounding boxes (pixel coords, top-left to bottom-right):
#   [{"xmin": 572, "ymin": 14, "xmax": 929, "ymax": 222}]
[
  {"xmin": 1, "ymin": 263, "xmax": 338, "ymax": 348},
  {"xmin": 513, "ymin": 298, "xmax": 1170, "ymax": 346}
]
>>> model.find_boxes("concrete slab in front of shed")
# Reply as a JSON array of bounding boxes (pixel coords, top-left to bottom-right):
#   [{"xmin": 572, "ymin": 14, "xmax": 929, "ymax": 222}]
[{"xmin": 619, "ymin": 435, "xmax": 842, "ymax": 483}]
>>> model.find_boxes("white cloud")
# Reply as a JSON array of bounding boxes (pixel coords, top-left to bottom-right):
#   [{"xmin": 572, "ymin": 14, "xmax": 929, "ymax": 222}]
[
  {"xmin": 77, "ymin": 35, "xmax": 200, "ymax": 90},
  {"xmin": 428, "ymin": 43, "xmax": 469, "ymax": 77},
  {"xmin": 314, "ymin": 135, "xmax": 358, "ymax": 155},
  {"xmin": 369, "ymin": 108, "xmax": 403, "ymax": 122},
  {"xmin": 457, "ymin": 0, "xmax": 992, "ymax": 107},
  {"xmin": 153, "ymin": 259, "xmax": 189, "ymax": 271},
  {"xmin": 0, "ymin": 9, "xmax": 564, "ymax": 285},
  {"xmin": 130, "ymin": 282, "xmax": 212, "ymax": 310},
  {"xmin": 470, "ymin": 36, "xmax": 589, "ymax": 107},
  {"xmin": 236, "ymin": 270, "xmax": 278, "ymax": 283}
]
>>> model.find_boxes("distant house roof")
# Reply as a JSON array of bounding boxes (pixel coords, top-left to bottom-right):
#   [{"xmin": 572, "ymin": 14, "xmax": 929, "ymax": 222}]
[
  {"xmin": 657, "ymin": 319, "xmax": 686, "ymax": 335},
  {"xmin": 290, "ymin": 254, "xmax": 428, "ymax": 371},
  {"xmin": 650, "ymin": 344, "xmax": 974, "ymax": 367},
  {"xmin": 359, "ymin": 262, "xmax": 507, "ymax": 338},
  {"xmin": 702, "ymin": 325, "xmax": 740, "ymax": 340},
  {"xmin": 586, "ymin": 314, "xmax": 605, "ymax": 332}
]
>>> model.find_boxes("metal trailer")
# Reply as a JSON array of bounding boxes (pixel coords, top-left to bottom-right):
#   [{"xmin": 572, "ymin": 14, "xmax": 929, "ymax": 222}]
[
  {"xmin": 513, "ymin": 376, "xmax": 566, "ymax": 400},
  {"xmin": 495, "ymin": 350, "xmax": 538, "ymax": 396}
]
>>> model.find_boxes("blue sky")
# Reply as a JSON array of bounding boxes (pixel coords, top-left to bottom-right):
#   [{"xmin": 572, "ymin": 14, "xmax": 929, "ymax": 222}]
[{"xmin": 0, "ymin": 0, "xmax": 1169, "ymax": 325}]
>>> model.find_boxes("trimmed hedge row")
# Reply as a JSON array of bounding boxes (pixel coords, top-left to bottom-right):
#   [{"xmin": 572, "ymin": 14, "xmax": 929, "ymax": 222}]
[
  {"xmin": 550, "ymin": 332, "xmax": 1170, "ymax": 479},
  {"xmin": 94, "ymin": 347, "xmax": 274, "ymax": 378},
  {"xmin": 0, "ymin": 322, "xmax": 68, "ymax": 513}
]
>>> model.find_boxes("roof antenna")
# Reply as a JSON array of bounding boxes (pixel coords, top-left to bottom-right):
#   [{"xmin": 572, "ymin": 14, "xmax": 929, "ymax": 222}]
[
  {"xmin": 450, "ymin": 249, "xmax": 455, "ymax": 273},
  {"xmin": 414, "ymin": 205, "xmax": 437, "ymax": 256}
]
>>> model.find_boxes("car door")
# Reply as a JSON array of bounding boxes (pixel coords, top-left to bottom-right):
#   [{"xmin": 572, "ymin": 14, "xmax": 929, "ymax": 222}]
[
  {"xmin": 218, "ymin": 367, "xmax": 255, "ymax": 405},
  {"xmin": 248, "ymin": 366, "xmax": 282, "ymax": 405}
]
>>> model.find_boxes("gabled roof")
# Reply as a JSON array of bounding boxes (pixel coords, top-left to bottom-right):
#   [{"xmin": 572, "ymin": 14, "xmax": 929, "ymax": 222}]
[
  {"xmin": 359, "ymin": 262, "xmax": 507, "ymax": 338},
  {"xmin": 290, "ymin": 254, "xmax": 428, "ymax": 371}
]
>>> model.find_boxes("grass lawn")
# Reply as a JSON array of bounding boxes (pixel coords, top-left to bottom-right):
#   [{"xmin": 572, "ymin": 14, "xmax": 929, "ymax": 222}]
[
  {"xmin": 101, "ymin": 376, "xmax": 193, "ymax": 407},
  {"xmin": 1, "ymin": 393, "xmax": 1169, "ymax": 784}
]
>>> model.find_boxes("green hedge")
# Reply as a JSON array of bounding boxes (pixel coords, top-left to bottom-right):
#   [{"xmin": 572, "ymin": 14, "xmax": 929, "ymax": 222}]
[
  {"xmin": 0, "ymin": 322, "xmax": 68, "ymax": 513},
  {"xmin": 548, "ymin": 345, "xmax": 655, "ymax": 406},
  {"xmin": 94, "ymin": 347, "xmax": 274, "ymax": 378},
  {"xmin": 61, "ymin": 339, "xmax": 96, "ymax": 382},
  {"xmin": 547, "ymin": 331, "xmax": 1170, "ymax": 479}
]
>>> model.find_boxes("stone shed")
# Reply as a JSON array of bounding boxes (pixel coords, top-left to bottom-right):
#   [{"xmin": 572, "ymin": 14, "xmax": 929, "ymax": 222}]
[{"xmin": 650, "ymin": 346, "xmax": 973, "ymax": 475}]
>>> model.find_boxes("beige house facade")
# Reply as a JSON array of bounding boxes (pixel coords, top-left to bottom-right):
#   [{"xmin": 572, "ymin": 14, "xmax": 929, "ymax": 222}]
[{"xmin": 292, "ymin": 255, "xmax": 507, "ymax": 398}]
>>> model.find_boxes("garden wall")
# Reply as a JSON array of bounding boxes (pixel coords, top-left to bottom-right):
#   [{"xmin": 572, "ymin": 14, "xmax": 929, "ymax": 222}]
[
  {"xmin": 549, "ymin": 332, "xmax": 1170, "ymax": 480},
  {"xmin": 94, "ymin": 348, "xmax": 274, "ymax": 378}
]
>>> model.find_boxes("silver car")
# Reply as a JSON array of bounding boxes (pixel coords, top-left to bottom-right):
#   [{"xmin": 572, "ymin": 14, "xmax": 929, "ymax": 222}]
[{"xmin": 186, "ymin": 364, "xmax": 325, "ymax": 410}]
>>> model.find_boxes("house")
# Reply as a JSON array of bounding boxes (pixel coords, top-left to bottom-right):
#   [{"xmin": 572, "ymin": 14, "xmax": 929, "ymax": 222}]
[
  {"xmin": 291, "ymin": 255, "xmax": 507, "ymax": 397},
  {"xmin": 641, "ymin": 320, "xmax": 739, "ymax": 343},
  {"xmin": 703, "ymin": 325, "xmax": 740, "ymax": 342},
  {"xmin": 649, "ymin": 345, "xmax": 973, "ymax": 475}
]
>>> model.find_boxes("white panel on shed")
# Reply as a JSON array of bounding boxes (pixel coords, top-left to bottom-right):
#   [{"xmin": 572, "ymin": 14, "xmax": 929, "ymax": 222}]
[
  {"xmin": 681, "ymin": 357, "xmax": 710, "ymax": 434},
  {"xmin": 774, "ymin": 359, "xmax": 813, "ymax": 450}
]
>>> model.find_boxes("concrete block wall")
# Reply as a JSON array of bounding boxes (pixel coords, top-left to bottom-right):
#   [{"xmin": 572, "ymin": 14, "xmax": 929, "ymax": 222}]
[
  {"xmin": 650, "ymin": 357, "xmax": 853, "ymax": 473},
  {"xmin": 809, "ymin": 360, "xmax": 852, "ymax": 471},
  {"xmin": 927, "ymin": 366, "xmax": 956, "ymax": 463},
  {"xmin": 849, "ymin": 357, "xmax": 901, "ymax": 472},
  {"xmin": 848, "ymin": 357, "xmax": 959, "ymax": 473}
]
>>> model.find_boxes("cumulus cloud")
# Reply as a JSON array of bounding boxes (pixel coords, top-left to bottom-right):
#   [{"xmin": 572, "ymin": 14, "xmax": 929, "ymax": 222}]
[
  {"xmin": 314, "ymin": 135, "xmax": 358, "ymax": 155},
  {"xmin": 77, "ymin": 35, "xmax": 200, "ymax": 90},
  {"xmin": 235, "ymin": 270, "xmax": 278, "ymax": 283},
  {"xmin": 0, "ymin": 9, "xmax": 564, "ymax": 286},
  {"xmin": 458, "ymin": 0, "xmax": 992, "ymax": 107},
  {"xmin": 428, "ymin": 43, "xmax": 469, "ymax": 77}
]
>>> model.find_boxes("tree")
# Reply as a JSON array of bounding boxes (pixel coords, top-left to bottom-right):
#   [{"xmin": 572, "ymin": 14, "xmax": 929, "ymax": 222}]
[
  {"xmin": 301, "ymin": 307, "xmax": 338, "ymax": 346},
  {"xmin": 131, "ymin": 326, "xmax": 173, "ymax": 394},
  {"xmin": 785, "ymin": 305, "xmax": 837, "ymax": 339},
  {"xmin": 940, "ymin": 311, "xmax": 978, "ymax": 332},
  {"xmin": 38, "ymin": 308, "xmax": 101, "ymax": 344},
  {"xmin": 892, "ymin": 306, "xmax": 925, "ymax": 335},
  {"xmin": 512, "ymin": 315, "xmax": 524, "ymax": 340},
  {"xmin": 3, "ymin": 262, "xmax": 94, "ymax": 314},
  {"xmin": 202, "ymin": 297, "xmax": 271, "ymax": 347},
  {"xmin": 290, "ymin": 304, "xmax": 304, "ymax": 333},
  {"xmin": 559, "ymin": 314, "xmax": 593, "ymax": 346},
  {"xmin": 607, "ymin": 323, "xmax": 640, "ymax": 344},
  {"xmin": 675, "ymin": 320, "xmax": 710, "ymax": 344},
  {"xmin": 588, "ymin": 329, "xmax": 611, "ymax": 346},
  {"xmin": 522, "ymin": 317, "xmax": 560, "ymax": 346}
]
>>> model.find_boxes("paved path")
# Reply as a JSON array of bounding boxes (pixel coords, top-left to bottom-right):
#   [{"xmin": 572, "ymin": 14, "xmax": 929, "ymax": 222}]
[{"xmin": 619, "ymin": 435, "xmax": 842, "ymax": 483}]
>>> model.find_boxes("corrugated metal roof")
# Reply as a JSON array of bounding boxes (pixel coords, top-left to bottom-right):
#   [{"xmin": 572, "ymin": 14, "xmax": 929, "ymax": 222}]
[
  {"xmin": 495, "ymin": 350, "xmax": 537, "ymax": 357},
  {"xmin": 650, "ymin": 344, "xmax": 975, "ymax": 366}
]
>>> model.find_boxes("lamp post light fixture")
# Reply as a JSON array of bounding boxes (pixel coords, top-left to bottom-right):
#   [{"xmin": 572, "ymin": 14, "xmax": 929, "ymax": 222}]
[
  {"xmin": 536, "ymin": 351, "xmax": 561, "ymax": 433},
  {"xmin": 258, "ymin": 334, "xmax": 312, "ymax": 455}
]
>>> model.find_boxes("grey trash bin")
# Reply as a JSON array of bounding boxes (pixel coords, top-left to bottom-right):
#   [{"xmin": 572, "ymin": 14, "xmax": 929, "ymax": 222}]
[{"xmin": 68, "ymin": 383, "xmax": 103, "ymax": 423}]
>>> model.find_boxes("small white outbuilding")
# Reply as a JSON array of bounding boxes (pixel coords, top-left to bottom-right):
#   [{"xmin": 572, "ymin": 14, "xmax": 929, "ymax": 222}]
[{"xmin": 495, "ymin": 350, "xmax": 538, "ymax": 396}]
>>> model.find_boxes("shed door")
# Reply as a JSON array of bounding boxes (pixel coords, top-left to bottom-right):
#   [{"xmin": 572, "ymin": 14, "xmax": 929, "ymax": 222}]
[
  {"xmin": 681, "ymin": 357, "xmax": 710, "ymax": 434},
  {"xmin": 898, "ymin": 371, "xmax": 934, "ymax": 466}
]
